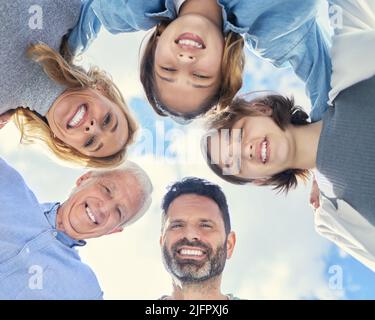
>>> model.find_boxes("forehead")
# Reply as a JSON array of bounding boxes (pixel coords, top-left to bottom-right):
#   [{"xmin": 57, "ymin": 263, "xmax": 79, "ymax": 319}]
[{"xmin": 167, "ymin": 194, "xmax": 223, "ymax": 224}]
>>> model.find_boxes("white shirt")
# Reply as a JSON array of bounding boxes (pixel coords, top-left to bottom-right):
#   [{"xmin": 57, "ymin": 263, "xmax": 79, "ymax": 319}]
[
  {"xmin": 315, "ymin": 0, "xmax": 375, "ymax": 272},
  {"xmin": 315, "ymin": 196, "xmax": 375, "ymax": 272},
  {"xmin": 328, "ymin": 0, "xmax": 375, "ymax": 103}
]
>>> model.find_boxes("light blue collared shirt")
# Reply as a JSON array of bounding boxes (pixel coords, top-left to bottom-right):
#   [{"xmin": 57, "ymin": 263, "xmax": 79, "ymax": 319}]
[
  {"xmin": 0, "ymin": 158, "xmax": 103, "ymax": 300},
  {"xmin": 68, "ymin": 0, "xmax": 332, "ymax": 121}
]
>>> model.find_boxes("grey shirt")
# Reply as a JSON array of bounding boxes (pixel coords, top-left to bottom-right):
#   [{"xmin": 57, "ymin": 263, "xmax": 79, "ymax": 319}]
[
  {"xmin": 0, "ymin": 0, "xmax": 81, "ymax": 116},
  {"xmin": 316, "ymin": 75, "xmax": 375, "ymax": 226}
]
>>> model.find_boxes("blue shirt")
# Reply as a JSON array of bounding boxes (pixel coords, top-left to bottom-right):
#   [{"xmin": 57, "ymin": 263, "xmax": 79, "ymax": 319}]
[
  {"xmin": 0, "ymin": 158, "xmax": 103, "ymax": 300},
  {"xmin": 68, "ymin": 0, "xmax": 332, "ymax": 121}
]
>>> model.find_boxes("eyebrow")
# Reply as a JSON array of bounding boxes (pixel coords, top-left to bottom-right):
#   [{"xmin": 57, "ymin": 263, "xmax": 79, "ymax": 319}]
[
  {"xmin": 170, "ymin": 219, "xmax": 185, "ymax": 224},
  {"xmin": 192, "ymin": 83, "xmax": 214, "ymax": 89},
  {"xmin": 91, "ymin": 142, "xmax": 104, "ymax": 153},
  {"xmin": 200, "ymin": 219, "xmax": 215, "ymax": 224},
  {"xmin": 156, "ymin": 72, "xmax": 175, "ymax": 83}
]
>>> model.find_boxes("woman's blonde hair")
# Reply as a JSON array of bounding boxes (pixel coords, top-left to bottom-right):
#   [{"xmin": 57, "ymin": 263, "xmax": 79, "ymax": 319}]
[
  {"xmin": 140, "ymin": 22, "xmax": 245, "ymax": 120},
  {"xmin": 14, "ymin": 42, "xmax": 138, "ymax": 168}
]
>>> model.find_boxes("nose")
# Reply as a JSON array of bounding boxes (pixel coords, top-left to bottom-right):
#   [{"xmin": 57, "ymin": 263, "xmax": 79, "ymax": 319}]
[
  {"xmin": 241, "ymin": 142, "xmax": 254, "ymax": 161},
  {"xmin": 85, "ymin": 119, "xmax": 97, "ymax": 133},
  {"xmin": 99, "ymin": 200, "xmax": 116, "ymax": 213},
  {"xmin": 185, "ymin": 225, "xmax": 200, "ymax": 241},
  {"xmin": 177, "ymin": 52, "xmax": 195, "ymax": 63},
  {"xmin": 95, "ymin": 200, "xmax": 117, "ymax": 221}
]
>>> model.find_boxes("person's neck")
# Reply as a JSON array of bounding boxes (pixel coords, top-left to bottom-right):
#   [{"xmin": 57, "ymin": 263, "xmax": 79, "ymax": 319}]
[
  {"xmin": 288, "ymin": 121, "xmax": 323, "ymax": 170},
  {"xmin": 168, "ymin": 276, "xmax": 228, "ymax": 300},
  {"xmin": 179, "ymin": 0, "xmax": 222, "ymax": 29},
  {"xmin": 55, "ymin": 204, "xmax": 65, "ymax": 232}
]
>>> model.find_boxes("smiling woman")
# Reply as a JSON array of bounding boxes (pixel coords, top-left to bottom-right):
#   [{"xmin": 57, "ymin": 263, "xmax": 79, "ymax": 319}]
[
  {"xmin": 0, "ymin": 0, "xmax": 137, "ymax": 168},
  {"xmin": 13, "ymin": 43, "xmax": 138, "ymax": 167}
]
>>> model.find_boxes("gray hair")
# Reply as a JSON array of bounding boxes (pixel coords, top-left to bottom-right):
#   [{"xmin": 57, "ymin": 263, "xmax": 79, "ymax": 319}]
[{"xmin": 92, "ymin": 161, "xmax": 153, "ymax": 228}]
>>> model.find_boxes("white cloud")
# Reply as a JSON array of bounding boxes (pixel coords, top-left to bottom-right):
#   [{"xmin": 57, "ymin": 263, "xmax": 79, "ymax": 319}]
[
  {"xmin": 0, "ymin": 6, "xmax": 357, "ymax": 299},
  {"xmin": 78, "ymin": 30, "xmax": 148, "ymax": 100}
]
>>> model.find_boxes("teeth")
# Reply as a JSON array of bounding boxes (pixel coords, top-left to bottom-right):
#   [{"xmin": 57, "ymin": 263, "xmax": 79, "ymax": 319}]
[
  {"xmin": 85, "ymin": 205, "xmax": 97, "ymax": 224},
  {"xmin": 261, "ymin": 140, "xmax": 267, "ymax": 163},
  {"xmin": 180, "ymin": 249, "xmax": 204, "ymax": 256},
  {"xmin": 178, "ymin": 39, "xmax": 203, "ymax": 48},
  {"xmin": 68, "ymin": 105, "xmax": 86, "ymax": 128}
]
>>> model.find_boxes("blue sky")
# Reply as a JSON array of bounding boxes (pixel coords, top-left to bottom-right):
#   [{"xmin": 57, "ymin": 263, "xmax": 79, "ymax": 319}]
[{"xmin": 0, "ymin": 0, "xmax": 374, "ymax": 299}]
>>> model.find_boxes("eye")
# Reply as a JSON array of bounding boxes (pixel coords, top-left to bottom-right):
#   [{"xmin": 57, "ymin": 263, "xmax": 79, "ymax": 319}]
[
  {"xmin": 201, "ymin": 223, "xmax": 212, "ymax": 229},
  {"xmin": 101, "ymin": 184, "xmax": 111, "ymax": 195},
  {"xmin": 237, "ymin": 158, "xmax": 242, "ymax": 173},
  {"xmin": 224, "ymin": 154, "xmax": 234, "ymax": 167},
  {"xmin": 102, "ymin": 113, "xmax": 112, "ymax": 127},
  {"xmin": 116, "ymin": 207, "xmax": 122, "ymax": 220},
  {"xmin": 238, "ymin": 129, "xmax": 243, "ymax": 142},
  {"xmin": 170, "ymin": 223, "xmax": 183, "ymax": 229},
  {"xmin": 84, "ymin": 136, "xmax": 96, "ymax": 148},
  {"xmin": 193, "ymin": 73, "xmax": 209, "ymax": 79},
  {"xmin": 161, "ymin": 66, "xmax": 177, "ymax": 72}
]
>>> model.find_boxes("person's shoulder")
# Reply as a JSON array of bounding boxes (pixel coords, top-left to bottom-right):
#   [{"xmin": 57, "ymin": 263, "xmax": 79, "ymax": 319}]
[
  {"xmin": 226, "ymin": 293, "xmax": 243, "ymax": 300},
  {"xmin": 47, "ymin": 247, "xmax": 103, "ymax": 299},
  {"xmin": 0, "ymin": 158, "xmax": 24, "ymax": 186}
]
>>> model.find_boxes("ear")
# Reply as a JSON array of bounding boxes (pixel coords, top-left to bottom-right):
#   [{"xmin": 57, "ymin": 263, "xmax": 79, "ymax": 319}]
[
  {"xmin": 107, "ymin": 227, "xmax": 123, "ymax": 235},
  {"xmin": 93, "ymin": 84, "xmax": 106, "ymax": 93},
  {"xmin": 76, "ymin": 172, "xmax": 94, "ymax": 187},
  {"xmin": 159, "ymin": 235, "xmax": 163, "ymax": 247},
  {"xmin": 253, "ymin": 104, "xmax": 273, "ymax": 117},
  {"xmin": 252, "ymin": 177, "xmax": 270, "ymax": 186},
  {"xmin": 226, "ymin": 232, "xmax": 236, "ymax": 259}
]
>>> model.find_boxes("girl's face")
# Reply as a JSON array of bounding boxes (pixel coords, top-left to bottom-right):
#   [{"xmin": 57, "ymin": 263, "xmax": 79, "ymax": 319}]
[
  {"xmin": 46, "ymin": 88, "xmax": 129, "ymax": 157},
  {"xmin": 209, "ymin": 116, "xmax": 294, "ymax": 180},
  {"xmin": 154, "ymin": 14, "xmax": 224, "ymax": 114}
]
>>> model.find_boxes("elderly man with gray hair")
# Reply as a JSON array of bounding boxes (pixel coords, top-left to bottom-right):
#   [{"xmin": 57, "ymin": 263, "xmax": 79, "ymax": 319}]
[{"xmin": 0, "ymin": 157, "xmax": 153, "ymax": 300}]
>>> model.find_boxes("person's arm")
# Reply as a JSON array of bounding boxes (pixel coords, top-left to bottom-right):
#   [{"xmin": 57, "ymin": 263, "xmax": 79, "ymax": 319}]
[
  {"xmin": 67, "ymin": 0, "xmax": 102, "ymax": 56},
  {"xmin": 244, "ymin": 0, "xmax": 332, "ymax": 122},
  {"xmin": 327, "ymin": 0, "xmax": 375, "ymax": 103},
  {"xmin": 282, "ymin": 20, "xmax": 332, "ymax": 122},
  {"xmin": 315, "ymin": 197, "xmax": 375, "ymax": 272},
  {"xmin": 310, "ymin": 175, "xmax": 321, "ymax": 209},
  {"xmin": 67, "ymin": 0, "xmax": 152, "ymax": 55}
]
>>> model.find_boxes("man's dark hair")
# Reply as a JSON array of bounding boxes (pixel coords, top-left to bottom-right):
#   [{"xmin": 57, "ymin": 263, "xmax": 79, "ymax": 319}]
[{"xmin": 162, "ymin": 177, "xmax": 231, "ymax": 234}]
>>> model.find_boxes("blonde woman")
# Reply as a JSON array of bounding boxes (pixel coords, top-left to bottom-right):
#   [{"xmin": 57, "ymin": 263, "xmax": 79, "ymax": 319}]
[{"xmin": 0, "ymin": 0, "xmax": 137, "ymax": 168}]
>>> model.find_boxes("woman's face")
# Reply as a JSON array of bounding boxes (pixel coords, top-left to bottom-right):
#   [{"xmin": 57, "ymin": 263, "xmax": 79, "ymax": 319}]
[
  {"xmin": 209, "ymin": 116, "xmax": 294, "ymax": 180},
  {"xmin": 46, "ymin": 88, "xmax": 129, "ymax": 157},
  {"xmin": 154, "ymin": 14, "xmax": 224, "ymax": 114}
]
